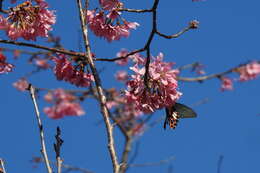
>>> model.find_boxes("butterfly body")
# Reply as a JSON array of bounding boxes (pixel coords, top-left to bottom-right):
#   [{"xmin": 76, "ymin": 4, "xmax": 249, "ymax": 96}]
[{"xmin": 164, "ymin": 103, "xmax": 197, "ymax": 129}]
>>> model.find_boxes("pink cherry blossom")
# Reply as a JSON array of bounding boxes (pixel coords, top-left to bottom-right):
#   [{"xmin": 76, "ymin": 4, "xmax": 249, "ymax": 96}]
[
  {"xmin": 43, "ymin": 89, "xmax": 85, "ymax": 119},
  {"xmin": 44, "ymin": 92, "xmax": 53, "ymax": 103},
  {"xmin": 0, "ymin": 0, "xmax": 56, "ymax": 40},
  {"xmin": 44, "ymin": 102, "xmax": 85, "ymax": 119},
  {"xmin": 0, "ymin": 15, "xmax": 8, "ymax": 30},
  {"xmin": 52, "ymin": 54, "xmax": 94, "ymax": 87},
  {"xmin": 106, "ymin": 100, "xmax": 119, "ymax": 109},
  {"xmin": 115, "ymin": 49, "xmax": 146, "ymax": 66},
  {"xmin": 125, "ymin": 53, "xmax": 182, "ymax": 113},
  {"xmin": 129, "ymin": 52, "xmax": 146, "ymax": 65},
  {"xmin": 220, "ymin": 77, "xmax": 233, "ymax": 91},
  {"xmin": 99, "ymin": 0, "xmax": 121, "ymax": 10},
  {"xmin": 35, "ymin": 59, "xmax": 50, "ymax": 69},
  {"xmin": 105, "ymin": 88, "xmax": 143, "ymax": 117},
  {"xmin": 0, "ymin": 53, "xmax": 14, "ymax": 74},
  {"xmin": 86, "ymin": 9, "xmax": 139, "ymax": 42},
  {"xmin": 13, "ymin": 78, "xmax": 29, "ymax": 91},
  {"xmin": 115, "ymin": 70, "xmax": 128, "ymax": 82},
  {"xmin": 115, "ymin": 49, "xmax": 129, "ymax": 65},
  {"xmin": 237, "ymin": 61, "xmax": 260, "ymax": 81}
]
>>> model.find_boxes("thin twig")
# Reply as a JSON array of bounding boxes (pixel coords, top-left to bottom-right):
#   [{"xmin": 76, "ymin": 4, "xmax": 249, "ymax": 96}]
[
  {"xmin": 0, "ymin": 47, "xmax": 49, "ymax": 56},
  {"xmin": 177, "ymin": 62, "xmax": 200, "ymax": 71},
  {"xmin": 177, "ymin": 68, "xmax": 234, "ymax": 82},
  {"xmin": 156, "ymin": 25, "xmax": 191, "ymax": 39},
  {"xmin": 54, "ymin": 127, "xmax": 64, "ymax": 173},
  {"xmin": 0, "ymin": 159, "xmax": 7, "ymax": 173},
  {"xmin": 178, "ymin": 61, "xmax": 260, "ymax": 82},
  {"xmin": 128, "ymin": 141, "xmax": 140, "ymax": 166},
  {"xmin": 76, "ymin": 0, "xmax": 120, "ymax": 172},
  {"xmin": 129, "ymin": 156, "xmax": 175, "ymax": 168},
  {"xmin": 168, "ymin": 164, "xmax": 173, "ymax": 173},
  {"xmin": 32, "ymin": 157, "xmax": 94, "ymax": 173},
  {"xmin": 0, "ymin": 39, "xmax": 85, "ymax": 58},
  {"xmin": 217, "ymin": 155, "xmax": 224, "ymax": 173},
  {"xmin": 0, "ymin": 0, "xmax": 8, "ymax": 14},
  {"xmin": 143, "ymin": 0, "xmax": 159, "ymax": 86},
  {"xmin": 94, "ymin": 48, "xmax": 145, "ymax": 62},
  {"xmin": 119, "ymin": 136, "xmax": 133, "ymax": 173},
  {"xmin": 117, "ymin": 8, "xmax": 153, "ymax": 13},
  {"xmin": 28, "ymin": 84, "xmax": 53, "ymax": 173}
]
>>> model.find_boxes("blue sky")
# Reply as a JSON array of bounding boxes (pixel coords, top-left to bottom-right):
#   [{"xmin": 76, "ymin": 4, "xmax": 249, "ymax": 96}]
[{"xmin": 1, "ymin": 0, "xmax": 260, "ymax": 173}]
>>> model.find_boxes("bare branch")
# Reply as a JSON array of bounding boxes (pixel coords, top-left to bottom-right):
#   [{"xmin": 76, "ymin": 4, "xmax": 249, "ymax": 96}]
[
  {"xmin": 143, "ymin": 0, "xmax": 159, "ymax": 86},
  {"xmin": 76, "ymin": 0, "xmax": 120, "ymax": 172},
  {"xmin": 54, "ymin": 127, "xmax": 64, "ymax": 173},
  {"xmin": 117, "ymin": 8, "xmax": 153, "ymax": 13},
  {"xmin": 94, "ymin": 48, "xmax": 145, "ymax": 62},
  {"xmin": 217, "ymin": 155, "xmax": 224, "ymax": 173},
  {"xmin": 119, "ymin": 137, "xmax": 133, "ymax": 173},
  {"xmin": 177, "ymin": 61, "xmax": 260, "ymax": 82},
  {"xmin": 28, "ymin": 84, "xmax": 53, "ymax": 173},
  {"xmin": 0, "ymin": 39, "xmax": 85, "ymax": 58},
  {"xmin": 0, "ymin": 0, "xmax": 8, "ymax": 14},
  {"xmin": 0, "ymin": 159, "xmax": 7, "ymax": 173},
  {"xmin": 0, "ymin": 47, "xmax": 50, "ymax": 56},
  {"xmin": 177, "ymin": 68, "xmax": 234, "ymax": 82},
  {"xmin": 156, "ymin": 25, "xmax": 191, "ymax": 39},
  {"xmin": 129, "ymin": 156, "xmax": 175, "ymax": 168},
  {"xmin": 32, "ymin": 157, "xmax": 93, "ymax": 173}
]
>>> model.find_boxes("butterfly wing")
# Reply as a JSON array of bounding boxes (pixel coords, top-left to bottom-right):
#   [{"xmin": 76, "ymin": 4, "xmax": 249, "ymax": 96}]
[
  {"xmin": 164, "ymin": 103, "xmax": 197, "ymax": 129},
  {"xmin": 173, "ymin": 103, "xmax": 197, "ymax": 119}
]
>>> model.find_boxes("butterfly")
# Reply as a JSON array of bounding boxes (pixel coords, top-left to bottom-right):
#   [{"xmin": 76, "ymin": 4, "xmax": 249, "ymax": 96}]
[{"xmin": 164, "ymin": 103, "xmax": 197, "ymax": 129}]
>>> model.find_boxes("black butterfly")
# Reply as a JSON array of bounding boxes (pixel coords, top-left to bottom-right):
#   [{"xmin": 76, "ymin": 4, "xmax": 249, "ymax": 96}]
[{"xmin": 164, "ymin": 103, "xmax": 197, "ymax": 129}]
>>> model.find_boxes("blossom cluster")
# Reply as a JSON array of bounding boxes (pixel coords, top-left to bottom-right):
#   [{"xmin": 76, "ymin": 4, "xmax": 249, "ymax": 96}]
[
  {"xmin": 125, "ymin": 53, "xmax": 182, "ymax": 113},
  {"xmin": 237, "ymin": 61, "xmax": 260, "ymax": 82},
  {"xmin": 53, "ymin": 54, "xmax": 94, "ymax": 87},
  {"xmin": 220, "ymin": 77, "xmax": 233, "ymax": 91},
  {"xmin": 220, "ymin": 61, "xmax": 260, "ymax": 91},
  {"xmin": 115, "ymin": 49, "xmax": 145, "ymax": 66},
  {"xmin": 0, "ymin": 0, "xmax": 55, "ymax": 40},
  {"xmin": 86, "ymin": 0, "xmax": 139, "ymax": 42},
  {"xmin": 105, "ymin": 88, "xmax": 144, "ymax": 136},
  {"xmin": 13, "ymin": 78, "xmax": 29, "ymax": 91},
  {"xmin": 44, "ymin": 88, "xmax": 85, "ymax": 119},
  {"xmin": 0, "ymin": 53, "xmax": 14, "ymax": 74}
]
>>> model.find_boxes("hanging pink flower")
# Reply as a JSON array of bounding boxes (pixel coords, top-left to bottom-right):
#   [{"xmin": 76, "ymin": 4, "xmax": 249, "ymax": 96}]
[
  {"xmin": 43, "ymin": 89, "xmax": 85, "ymax": 119},
  {"xmin": 86, "ymin": 9, "xmax": 139, "ymax": 42},
  {"xmin": 0, "ymin": 0, "xmax": 56, "ymax": 40},
  {"xmin": 125, "ymin": 53, "xmax": 182, "ymax": 113},
  {"xmin": 99, "ymin": 0, "xmax": 122, "ymax": 10},
  {"xmin": 115, "ymin": 49, "xmax": 146, "ymax": 66},
  {"xmin": 52, "ymin": 54, "xmax": 94, "ymax": 87},
  {"xmin": 237, "ymin": 61, "xmax": 260, "ymax": 81},
  {"xmin": 13, "ymin": 78, "xmax": 29, "ymax": 91},
  {"xmin": 0, "ymin": 53, "xmax": 14, "ymax": 74},
  {"xmin": 220, "ymin": 77, "xmax": 233, "ymax": 91},
  {"xmin": 115, "ymin": 70, "xmax": 128, "ymax": 82}
]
